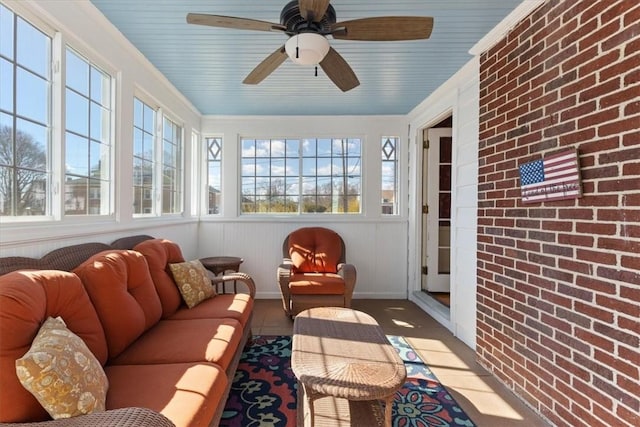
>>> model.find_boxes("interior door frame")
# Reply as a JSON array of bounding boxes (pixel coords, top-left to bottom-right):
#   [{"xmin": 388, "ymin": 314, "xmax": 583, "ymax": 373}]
[{"xmin": 421, "ymin": 127, "xmax": 453, "ymax": 293}]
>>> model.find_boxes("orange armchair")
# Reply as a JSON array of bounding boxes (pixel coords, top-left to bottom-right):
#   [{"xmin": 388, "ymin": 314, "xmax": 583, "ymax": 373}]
[{"xmin": 277, "ymin": 227, "xmax": 357, "ymax": 316}]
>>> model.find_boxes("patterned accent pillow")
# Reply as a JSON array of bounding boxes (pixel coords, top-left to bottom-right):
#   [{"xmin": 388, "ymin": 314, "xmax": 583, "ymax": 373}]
[
  {"xmin": 169, "ymin": 259, "xmax": 216, "ymax": 308},
  {"xmin": 15, "ymin": 316, "xmax": 108, "ymax": 419}
]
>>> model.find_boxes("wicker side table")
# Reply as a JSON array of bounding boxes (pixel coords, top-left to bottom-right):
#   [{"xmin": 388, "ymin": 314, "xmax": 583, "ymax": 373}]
[{"xmin": 199, "ymin": 256, "xmax": 243, "ymax": 293}]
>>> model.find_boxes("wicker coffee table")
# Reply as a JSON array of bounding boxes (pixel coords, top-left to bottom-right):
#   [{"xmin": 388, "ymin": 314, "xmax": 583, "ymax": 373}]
[{"xmin": 292, "ymin": 307, "xmax": 406, "ymax": 427}]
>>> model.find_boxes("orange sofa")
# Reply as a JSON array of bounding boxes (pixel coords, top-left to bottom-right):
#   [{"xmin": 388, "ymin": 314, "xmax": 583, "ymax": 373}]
[{"xmin": 0, "ymin": 238, "xmax": 255, "ymax": 427}]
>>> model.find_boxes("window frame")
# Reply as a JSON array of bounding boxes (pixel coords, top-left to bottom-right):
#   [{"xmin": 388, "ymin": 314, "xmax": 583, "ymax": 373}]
[
  {"xmin": 204, "ymin": 135, "xmax": 223, "ymax": 216},
  {"xmin": 62, "ymin": 45, "xmax": 115, "ymax": 217},
  {"xmin": 0, "ymin": 3, "xmax": 118, "ymax": 223},
  {"xmin": 381, "ymin": 136, "xmax": 400, "ymax": 216},
  {"xmin": 160, "ymin": 113, "xmax": 184, "ymax": 215},
  {"xmin": 239, "ymin": 135, "xmax": 363, "ymax": 215},
  {"xmin": 132, "ymin": 93, "xmax": 185, "ymax": 218}
]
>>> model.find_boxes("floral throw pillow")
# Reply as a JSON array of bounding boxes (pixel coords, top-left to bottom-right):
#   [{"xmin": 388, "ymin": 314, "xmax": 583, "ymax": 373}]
[
  {"xmin": 169, "ymin": 259, "xmax": 216, "ymax": 308},
  {"xmin": 15, "ymin": 316, "xmax": 108, "ymax": 419}
]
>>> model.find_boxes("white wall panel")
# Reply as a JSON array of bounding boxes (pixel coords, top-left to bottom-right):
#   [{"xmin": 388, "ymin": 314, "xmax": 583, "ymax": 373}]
[{"xmin": 197, "ymin": 221, "xmax": 408, "ymax": 299}]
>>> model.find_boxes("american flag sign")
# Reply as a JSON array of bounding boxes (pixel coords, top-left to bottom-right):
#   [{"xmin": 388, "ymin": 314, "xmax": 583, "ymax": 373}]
[{"xmin": 519, "ymin": 149, "xmax": 582, "ymax": 203}]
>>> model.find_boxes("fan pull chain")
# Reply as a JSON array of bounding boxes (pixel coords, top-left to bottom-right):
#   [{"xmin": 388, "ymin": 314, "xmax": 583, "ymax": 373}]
[
  {"xmin": 296, "ymin": 36, "xmax": 299, "ymax": 59},
  {"xmin": 315, "ymin": 66, "xmax": 318, "ymax": 77}
]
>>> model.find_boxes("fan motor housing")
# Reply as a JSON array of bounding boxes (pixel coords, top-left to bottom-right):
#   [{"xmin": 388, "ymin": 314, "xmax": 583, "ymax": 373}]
[{"xmin": 280, "ymin": 0, "xmax": 336, "ymax": 34}]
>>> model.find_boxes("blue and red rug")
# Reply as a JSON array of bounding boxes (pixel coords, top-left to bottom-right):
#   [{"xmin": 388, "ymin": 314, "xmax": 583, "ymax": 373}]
[{"xmin": 220, "ymin": 335, "xmax": 475, "ymax": 427}]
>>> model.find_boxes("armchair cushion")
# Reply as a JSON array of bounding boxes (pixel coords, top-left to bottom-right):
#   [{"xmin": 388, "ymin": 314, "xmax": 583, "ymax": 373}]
[
  {"xmin": 288, "ymin": 227, "xmax": 342, "ymax": 273},
  {"xmin": 289, "ymin": 273, "xmax": 345, "ymax": 295}
]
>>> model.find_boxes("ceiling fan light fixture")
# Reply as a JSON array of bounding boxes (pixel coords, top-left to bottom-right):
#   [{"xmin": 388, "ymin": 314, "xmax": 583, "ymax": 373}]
[{"xmin": 285, "ymin": 33, "xmax": 330, "ymax": 65}]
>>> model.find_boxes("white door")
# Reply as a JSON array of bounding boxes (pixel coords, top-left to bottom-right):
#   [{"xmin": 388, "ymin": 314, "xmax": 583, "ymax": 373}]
[{"xmin": 421, "ymin": 127, "xmax": 453, "ymax": 292}]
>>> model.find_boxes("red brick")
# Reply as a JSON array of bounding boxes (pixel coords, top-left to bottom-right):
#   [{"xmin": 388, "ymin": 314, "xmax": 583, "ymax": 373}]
[
  {"xmin": 579, "ymin": 19, "xmax": 621, "ymax": 51},
  {"xmin": 599, "ymin": 116, "xmax": 640, "ymax": 137},
  {"xmin": 578, "ymin": 107, "xmax": 620, "ymax": 129},
  {"xmin": 578, "ymin": 77, "xmax": 621, "ymax": 103},
  {"xmin": 575, "ymin": 301, "xmax": 614, "ymax": 324},
  {"xmin": 623, "ymin": 2, "xmax": 640, "ymax": 27}
]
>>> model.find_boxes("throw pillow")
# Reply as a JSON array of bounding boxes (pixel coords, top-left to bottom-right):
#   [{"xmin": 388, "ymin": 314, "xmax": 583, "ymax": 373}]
[
  {"xmin": 169, "ymin": 259, "xmax": 215, "ymax": 308},
  {"xmin": 15, "ymin": 316, "xmax": 108, "ymax": 419}
]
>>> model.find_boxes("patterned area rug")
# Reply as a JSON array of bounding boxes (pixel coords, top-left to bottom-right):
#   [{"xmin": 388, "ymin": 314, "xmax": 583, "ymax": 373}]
[{"xmin": 220, "ymin": 335, "xmax": 475, "ymax": 427}]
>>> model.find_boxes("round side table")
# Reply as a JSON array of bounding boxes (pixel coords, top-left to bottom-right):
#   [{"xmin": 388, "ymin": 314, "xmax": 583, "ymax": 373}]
[{"xmin": 199, "ymin": 256, "xmax": 244, "ymax": 293}]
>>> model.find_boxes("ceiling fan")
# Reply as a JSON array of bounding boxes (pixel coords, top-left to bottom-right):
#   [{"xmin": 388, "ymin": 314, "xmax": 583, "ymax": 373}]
[{"xmin": 186, "ymin": 0, "xmax": 433, "ymax": 92}]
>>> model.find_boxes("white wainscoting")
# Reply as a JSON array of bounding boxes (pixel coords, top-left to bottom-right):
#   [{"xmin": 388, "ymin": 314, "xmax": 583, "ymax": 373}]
[{"xmin": 197, "ymin": 220, "xmax": 409, "ymax": 300}]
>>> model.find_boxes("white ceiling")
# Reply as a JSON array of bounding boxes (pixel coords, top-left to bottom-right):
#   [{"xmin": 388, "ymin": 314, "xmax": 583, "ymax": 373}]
[{"xmin": 89, "ymin": 0, "xmax": 522, "ymax": 116}]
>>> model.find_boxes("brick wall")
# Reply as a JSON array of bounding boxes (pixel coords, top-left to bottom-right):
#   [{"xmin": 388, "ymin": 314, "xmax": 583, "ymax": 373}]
[{"xmin": 476, "ymin": 0, "xmax": 639, "ymax": 426}]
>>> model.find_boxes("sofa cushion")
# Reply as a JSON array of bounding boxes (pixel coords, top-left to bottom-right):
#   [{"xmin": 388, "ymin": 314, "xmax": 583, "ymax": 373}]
[
  {"xmin": 168, "ymin": 293, "xmax": 254, "ymax": 328},
  {"xmin": 169, "ymin": 260, "xmax": 215, "ymax": 308},
  {"xmin": 288, "ymin": 227, "xmax": 342, "ymax": 273},
  {"xmin": 73, "ymin": 250, "xmax": 162, "ymax": 359},
  {"xmin": 105, "ymin": 362, "xmax": 227, "ymax": 427},
  {"xmin": 289, "ymin": 273, "xmax": 346, "ymax": 295},
  {"xmin": 0, "ymin": 270, "xmax": 107, "ymax": 423},
  {"xmin": 110, "ymin": 318, "xmax": 243, "ymax": 370},
  {"xmin": 15, "ymin": 316, "xmax": 108, "ymax": 419},
  {"xmin": 134, "ymin": 239, "xmax": 185, "ymax": 318}
]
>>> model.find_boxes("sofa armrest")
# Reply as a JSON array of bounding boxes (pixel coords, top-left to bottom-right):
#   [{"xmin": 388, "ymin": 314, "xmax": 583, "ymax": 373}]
[
  {"xmin": 337, "ymin": 263, "xmax": 357, "ymax": 307},
  {"xmin": 277, "ymin": 259, "xmax": 294, "ymax": 315},
  {"xmin": 210, "ymin": 272, "xmax": 256, "ymax": 298},
  {"xmin": 0, "ymin": 408, "xmax": 175, "ymax": 427}
]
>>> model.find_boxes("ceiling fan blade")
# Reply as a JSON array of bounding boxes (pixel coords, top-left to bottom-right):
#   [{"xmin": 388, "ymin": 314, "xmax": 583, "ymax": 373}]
[
  {"xmin": 243, "ymin": 46, "xmax": 288, "ymax": 85},
  {"xmin": 319, "ymin": 47, "xmax": 359, "ymax": 92},
  {"xmin": 332, "ymin": 16, "xmax": 433, "ymax": 41},
  {"xmin": 298, "ymin": 0, "xmax": 331, "ymax": 22},
  {"xmin": 186, "ymin": 13, "xmax": 286, "ymax": 32}
]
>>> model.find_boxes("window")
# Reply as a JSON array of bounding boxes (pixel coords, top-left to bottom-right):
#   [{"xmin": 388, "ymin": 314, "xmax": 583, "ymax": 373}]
[
  {"xmin": 161, "ymin": 117, "xmax": 182, "ymax": 214},
  {"xmin": 64, "ymin": 48, "xmax": 112, "ymax": 216},
  {"xmin": 132, "ymin": 97, "xmax": 156, "ymax": 215},
  {"xmin": 205, "ymin": 136, "xmax": 222, "ymax": 214},
  {"xmin": 381, "ymin": 137, "xmax": 398, "ymax": 215},
  {"xmin": 241, "ymin": 137, "xmax": 361, "ymax": 214},
  {"xmin": 0, "ymin": 5, "xmax": 51, "ymax": 216}
]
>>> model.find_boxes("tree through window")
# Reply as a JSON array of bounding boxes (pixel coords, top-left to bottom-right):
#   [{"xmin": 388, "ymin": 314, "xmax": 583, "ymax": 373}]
[{"xmin": 0, "ymin": 5, "xmax": 51, "ymax": 216}]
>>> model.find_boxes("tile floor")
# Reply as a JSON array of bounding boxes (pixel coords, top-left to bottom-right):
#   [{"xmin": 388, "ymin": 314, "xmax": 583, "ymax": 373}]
[{"xmin": 252, "ymin": 298, "xmax": 550, "ymax": 427}]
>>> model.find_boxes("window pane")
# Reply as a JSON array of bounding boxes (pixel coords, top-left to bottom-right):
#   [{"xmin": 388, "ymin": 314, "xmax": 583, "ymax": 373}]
[
  {"xmin": 16, "ymin": 68, "xmax": 48, "ymax": 123},
  {"xmin": 17, "ymin": 168, "xmax": 47, "ymax": 215},
  {"xmin": 15, "ymin": 118, "xmax": 47, "ymax": 168},
  {"xmin": 133, "ymin": 98, "xmax": 143, "ymax": 128},
  {"xmin": 206, "ymin": 136, "xmax": 222, "ymax": 215},
  {"xmin": 64, "ymin": 176, "xmax": 88, "ymax": 215},
  {"xmin": 90, "ymin": 102, "xmax": 109, "ymax": 143},
  {"xmin": 0, "ymin": 113, "xmax": 13, "ymax": 166},
  {"xmin": 90, "ymin": 67, "xmax": 110, "ymax": 107},
  {"xmin": 381, "ymin": 137, "xmax": 398, "ymax": 215},
  {"xmin": 90, "ymin": 140, "xmax": 109, "ymax": 180},
  {"xmin": 0, "ymin": 5, "xmax": 14, "ymax": 60},
  {"xmin": 65, "ymin": 132, "xmax": 88, "ymax": 176},
  {"xmin": 0, "ymin": 58, "xmax": 13, "ymax": 112},
  {"xmin": 66, "ymin": 89, "xmax": 89, "ymax": 136},
  {"xmin": 65, "ymin": 49, "xmax": 89, "ymax": 95},
  {"xmin": 16, "ymin": 17, "xmax": 49, "ymax": 78}
]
